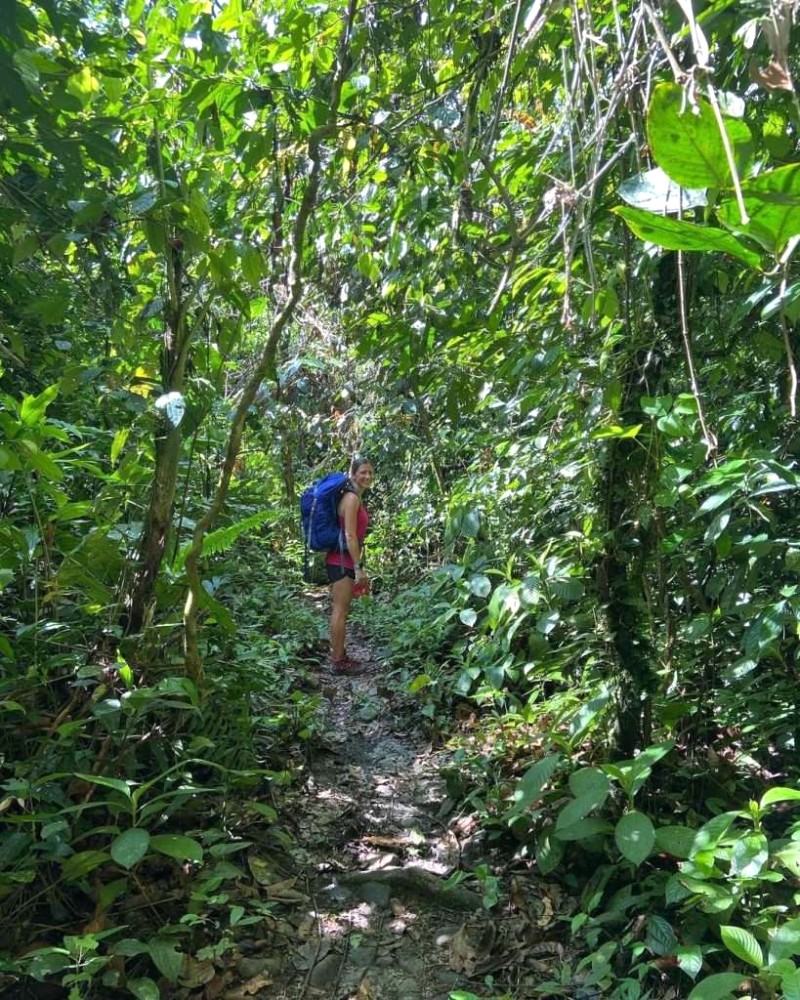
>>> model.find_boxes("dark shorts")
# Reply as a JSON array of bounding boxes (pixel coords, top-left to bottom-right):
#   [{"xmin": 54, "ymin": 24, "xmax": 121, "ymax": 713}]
[{"xmin": 327, "ymin": 564, "xmax": 355, "ymax": 583}]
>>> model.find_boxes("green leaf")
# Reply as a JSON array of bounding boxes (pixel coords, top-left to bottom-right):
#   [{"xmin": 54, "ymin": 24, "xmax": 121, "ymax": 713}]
[
  {"xmin": 74, "ymin": 773, "xmax": 132, "ymax": 798},
  {"xmin": 615, "ymin": 810, "xmax": 655, "ymax": 865},
  {"xmin": 110, "ymin": 428, "xmax": 129, "ymax": 465},
  {"xmin": 688, "ymin": 973, "xmax": 745, "ymax": 1000},
  {"xmin": 774, "ymin": 843, "xmax": 800, "ymax": 878},
  {"xmin": 468, "ymin": 574, "xmax": 491, "ymax": 597},
  {"xmin": 677, "ymin": 944, "xmax": 704, "ymax": 980},
  {"xmin": 512, "ymin": 754, "xmax": 561, "ymax": 811},
  {"xmin": 647, "ymin": 82, "xmax": 752, "ymax": 189},
  {"xmin": 614, "ymin": 207, "xmax": 761, "ymax": 268},
  {"xmin": 61, "ymin": 850, "xmax": 111, "ymax": 881},
  {"xmin": 127, "ymin": 978, "xmax": 161, "ymax": 1000},
  {"xmin": 66, "ymin": 66, "xmax": 101, "ymax": 106},
  {"xmin": 760, "ymin": 786, "xmax": 800, "ymax": 809},
  {"xmin": 535, "ymin": 827, "xmax": 565, "ymax": 875},
  {"xmin": 769, "ymin": 917, "xmax": 800, "ymax": 965},
  {"xmin": 645, "ymin": 914, "xmax": 677, "ymax": 956},
  {"xmin": 568, "ymin": 767, "xmax": 610, "ymax": 801},
  {"xmin": 556, "ymin": 789, "xmax": 609, "ymax": 830},
  {"xmin": 717, "ymin": 164, "xmax": 800, "ymax": 253},
  {"xmin": 720, "ymin": 925, "xmax": 764, "ymax": 969},
  {"xmin": 19, "ymin": 442, "xmax": 63, "ymax": 481},
  {"xmin": 553, "ymin": 817, "xmax": 613, "ymax": 841},
  {"xmin": 246, "ymin": 801, "xmax": 278, "ymax": 823},
  {"xmin": 110, "ymin": 828, "xmax": 150, "ymax": 870},
  {"xmin": 459, "ymin": 608, "xmax": 477, "ymax": 626},
  {"xmin": 690, "ymin": 812, "xmax": 737, "ymax": 856},
  {"xmin": 782, "ymin": 969, "xmax": 800, "ymax": 1000},
  {"xmin": 729, "ymin": 832, "xmax": 768, "ymax": 877},
  {"xmin": 149, "ymin": 834, "xmax": 203, "ymax": 863},
  {"xmin": 148, "ymin": 938, "xmax": 183, "ymax": 983}
]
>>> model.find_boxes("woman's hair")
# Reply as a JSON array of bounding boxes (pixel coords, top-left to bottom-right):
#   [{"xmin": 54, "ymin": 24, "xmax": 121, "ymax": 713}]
[{"xmin": 349, "ymin": 455, "xmax": 373, "ymax": 475}]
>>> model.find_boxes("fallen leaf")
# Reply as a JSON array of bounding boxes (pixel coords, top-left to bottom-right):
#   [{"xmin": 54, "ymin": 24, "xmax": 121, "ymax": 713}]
[
  {"xmin": 204, "ymin": 973, "xmax": 232, "ymax": 999},
  {"xmin": 224, "ymin": 973, "xmax": 273, "ymax": 999},
  {"xmin": 246, "ymin": 855, "xmax": 279, "ymax": 886},
  {"xmin": 750, "ymin": 58, "xmax": 794, "ymax": 91},
  {"xmin": 448, "ymin": 924, "xmax": 476, "ymax": 975},
  {"xmin": 180, "ymin": 956, "xmax": 216, "ymax": 988},
  {"xmin": 264, "ymin": 877, "xmax": 305, "ymax": 901},
  {"xmin": 356, "ymin": 976, "xmax": 377, "ymax": 998}
]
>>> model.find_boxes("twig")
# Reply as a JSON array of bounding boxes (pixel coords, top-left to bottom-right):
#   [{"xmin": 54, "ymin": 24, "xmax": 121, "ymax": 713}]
[
  {"xmin": 676, "ymin": 250, "xmax": 717, "ymax": 458},
  {"xmin": 486, "ymin": 0, "xmax": 525, "ymax": 150},
  {"xmin": 779, "ymin": 259, "xmax": 799, "ymax": 417}
]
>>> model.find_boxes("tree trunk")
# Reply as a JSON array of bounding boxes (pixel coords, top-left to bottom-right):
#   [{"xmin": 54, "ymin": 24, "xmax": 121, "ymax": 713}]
[
  {"xmin": 124, "ymin": 420, "xmax": 183, "ymax": 634},
  {"xmin": 182, "ymin": 0, "xmax": 359, "ymax": 684}
]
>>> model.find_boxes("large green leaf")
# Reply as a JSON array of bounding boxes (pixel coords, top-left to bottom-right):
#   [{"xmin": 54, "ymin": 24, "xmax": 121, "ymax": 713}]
[
  {"xmin": 614, "ymin": 207, "xmax": 761, "ymax": 268},
  {"xmin": 647, "ymin": 82, "xmax": 752, "ymax": 189},
  {"xmin": 769, "ymin": 917, "xmax": 800, "ymax": 965},
  {"xmin": 615, "ymin": 810, "xmax": 655, "ymax": 865},
  {"xmin": 729, "ymin": 832, "xmax": 768, "ymax": 878},
  {"xmin": 111, "ymin": 828, "xmax": 150, "ymax": 870},
  {"xmin": 760, "ymin": 786, "xmax": 800, "ymax": 809},
  {"xmin": 150, "ymin": 834, "xmax": 203, "ymax": 863},
  {"xmin": 556, "ymin": 789, "xmax": 609, "ymax": 830},
  {"xmin": 73, "ymin": 773, "xmax": 132, "ymax": 798},
  {"xmin": 720, "ymin": 925, "xmax": 764, "ymax": 969},
  {"xmin": 782, "ymin": 970, "xmax": 800, "ymax": 1000},
  {"xmin": 148, "ymin": 938, "xmax": 183, "ymax": 983},
  {"xmin": 655, "ymin": 824, "xmax": 696, "ymax": 859},
  {"xmin": 568, "ymin": 767, "xmax": 610, "ymax": 801},
  {"xmin": 20, "ymin": 384, "xmax": 59, "ymax": 426},
  {"xmin": 687, "ymin": 973, "xmax": 746, "ymax": 1000},
  {"xmin": 511, "ymin": 754, "xmax": 561, "ymax": 812},
  {"xmin": 717, "ymin": 164, "xmax": 800, "ymax": 253},
  {"xmin": 553, "ymin": 817, "xmax": 613, "ymax": 841}
]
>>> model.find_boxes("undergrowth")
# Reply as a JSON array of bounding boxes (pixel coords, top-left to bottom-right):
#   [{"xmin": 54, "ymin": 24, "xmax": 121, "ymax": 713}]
[{"xmin": 357, "ymin": 569, "xmax": 800, "ymax": 1000}]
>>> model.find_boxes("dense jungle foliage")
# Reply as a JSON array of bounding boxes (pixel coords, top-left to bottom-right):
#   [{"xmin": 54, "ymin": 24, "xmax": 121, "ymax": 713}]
[{"xmin": 4, "ymin": 0, "xmax": 800, "ymax": 996}]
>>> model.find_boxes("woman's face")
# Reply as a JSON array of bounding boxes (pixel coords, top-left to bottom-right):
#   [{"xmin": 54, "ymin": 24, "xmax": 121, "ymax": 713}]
[{"xmin": 352, "ymin": 463, "xmax": 374, "ymax": 492}]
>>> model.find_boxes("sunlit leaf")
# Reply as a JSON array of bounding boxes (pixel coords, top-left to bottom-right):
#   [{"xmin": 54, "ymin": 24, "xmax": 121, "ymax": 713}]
[
  {"xmin": 717, "ymin": 164, "xmax": 800, "ymax": 252},
  {"xmin": 720, "ymin": 924, "xmax": 764, "ymax": 969},
  {"xmin": 614, "ymin": 207, "xmax": 761, "ymax": 268},
  {"xmin": 647, "ymin": 82, "xmax": 752, "ymax": 189},
  {"xmin": 618, "ymin": 166, "xmax": 707, "ymax": 214}
]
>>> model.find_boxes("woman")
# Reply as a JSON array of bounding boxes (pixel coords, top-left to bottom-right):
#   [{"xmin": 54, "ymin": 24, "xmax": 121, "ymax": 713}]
[{"xmin": 326, "ymin": 457, "xmax": 373, "ymax": 674}]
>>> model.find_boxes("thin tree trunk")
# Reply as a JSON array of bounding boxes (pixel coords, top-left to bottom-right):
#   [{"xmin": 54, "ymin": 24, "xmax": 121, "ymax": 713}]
[{"xmin": 182, "ymin": 0, "xmax": 359, "ymax": 684}]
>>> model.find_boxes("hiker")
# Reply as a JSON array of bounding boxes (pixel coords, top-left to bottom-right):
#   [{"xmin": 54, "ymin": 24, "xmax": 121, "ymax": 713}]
[{"xmin": 327, "ymin": 456, "xmax": 373, "ymax": 674}]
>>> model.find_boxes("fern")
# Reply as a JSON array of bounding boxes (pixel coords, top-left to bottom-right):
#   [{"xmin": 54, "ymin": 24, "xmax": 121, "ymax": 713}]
[{"xmin": 173, "ymin": 510, "xmax": 276, "ymax": 571}]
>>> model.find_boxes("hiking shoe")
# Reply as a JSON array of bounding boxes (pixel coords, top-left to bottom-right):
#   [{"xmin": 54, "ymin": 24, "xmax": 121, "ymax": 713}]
[{"xmin": 330, "ymin": 655, "xmax": 365, "ymax": 675}]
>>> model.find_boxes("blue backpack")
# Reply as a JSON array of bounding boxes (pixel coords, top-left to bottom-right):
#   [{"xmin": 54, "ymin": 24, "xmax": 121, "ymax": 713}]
[{"xmin": 300, "ymin": 472, "xmax": 350, "ymax": 578}]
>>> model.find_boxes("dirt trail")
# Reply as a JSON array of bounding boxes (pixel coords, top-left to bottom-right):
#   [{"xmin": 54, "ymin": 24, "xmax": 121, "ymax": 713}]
[
  {"xmin": 224, "ymin": 601, "xmax": 575, "ymax": 1000},
  {"xmin": 252, "ymin": 611, "xmax": 490, "ymax": 1000}
]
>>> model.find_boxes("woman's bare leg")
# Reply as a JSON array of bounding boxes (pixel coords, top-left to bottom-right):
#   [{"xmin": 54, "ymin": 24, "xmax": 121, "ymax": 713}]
[{"xmin": 330, "ymin": 576, "xmax": 354, "ymax": 659}]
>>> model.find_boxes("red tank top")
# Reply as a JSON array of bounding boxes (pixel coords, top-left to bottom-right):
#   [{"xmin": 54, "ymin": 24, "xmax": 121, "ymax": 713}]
[{"xmin": 326, "ymin": 502, "xmax": 369, "ymax": 568}]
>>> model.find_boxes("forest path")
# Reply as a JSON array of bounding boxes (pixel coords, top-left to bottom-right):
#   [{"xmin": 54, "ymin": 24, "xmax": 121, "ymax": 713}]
[{"xmin": 230, "ymin": 595, "xmax": 558, "ymax": 1000}]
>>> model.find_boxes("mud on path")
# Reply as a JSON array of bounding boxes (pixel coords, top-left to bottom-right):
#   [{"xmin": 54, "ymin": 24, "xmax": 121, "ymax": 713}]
[{"xmin": 230, "ymin": 601, "xmax": 575, "ymax": 1000}]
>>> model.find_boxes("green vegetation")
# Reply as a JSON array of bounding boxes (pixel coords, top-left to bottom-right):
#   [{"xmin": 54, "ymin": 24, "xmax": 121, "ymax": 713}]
[{"xmin": 3, "ymin": 0, "xmax": 800, "ymax": 996}]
